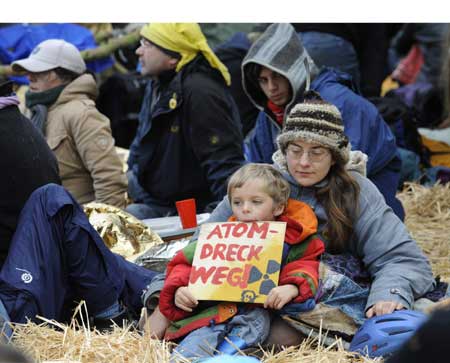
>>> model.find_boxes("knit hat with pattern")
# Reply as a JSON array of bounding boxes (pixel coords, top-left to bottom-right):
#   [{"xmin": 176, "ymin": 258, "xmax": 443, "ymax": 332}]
[{"xmin": 276, "ymin": 91, "xmax": 350, "ymax": 164}]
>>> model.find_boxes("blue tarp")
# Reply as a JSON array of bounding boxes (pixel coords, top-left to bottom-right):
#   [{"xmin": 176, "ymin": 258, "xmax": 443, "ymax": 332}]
[{"xmin": 0, "ymin": 23, "xmax": 114, "ymax": 84}]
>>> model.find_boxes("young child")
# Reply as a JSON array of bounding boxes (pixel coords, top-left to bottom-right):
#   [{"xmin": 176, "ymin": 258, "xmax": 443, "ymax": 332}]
[{"xmin": 159, "ymin": 163, "xmax": 325, "ymax": 360}]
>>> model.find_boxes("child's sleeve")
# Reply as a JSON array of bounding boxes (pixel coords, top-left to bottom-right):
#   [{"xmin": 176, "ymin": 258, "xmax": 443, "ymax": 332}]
[
  {"xmin": 279, "ymin": 235, "xmax": 325, "ymax": 303},
  {"xmin": 159, "ymin": 241, "xmax": 197, "ymax": 321}
]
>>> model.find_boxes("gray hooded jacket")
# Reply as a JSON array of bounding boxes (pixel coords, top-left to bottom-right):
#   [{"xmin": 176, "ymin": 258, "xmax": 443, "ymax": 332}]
[{"xmin": 242, "ymin": 23, "xmax": 319, "ymax": 121}]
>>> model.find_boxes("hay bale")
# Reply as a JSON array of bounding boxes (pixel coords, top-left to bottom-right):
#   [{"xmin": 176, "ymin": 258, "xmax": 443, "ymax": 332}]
[
  {"xmin": 398, "ymin": 182, "xmax": 450, "ymax": 281},
  {"xmin": 12, "ymin": 318, "xmax": 379, "ymax": 363},
  {"xmin": 12, "ymin": 318, "xmax": 172, "ymax": 363}
]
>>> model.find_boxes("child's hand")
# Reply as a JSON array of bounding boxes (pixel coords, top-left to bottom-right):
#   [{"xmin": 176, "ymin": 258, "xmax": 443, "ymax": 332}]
[
  {"xmin": 264, "ymin": 284, "xmax": 298, "ymax": 310},
  {"xmin": 174, "ymin": 286, "xmax": 198, "ymax": 312}
]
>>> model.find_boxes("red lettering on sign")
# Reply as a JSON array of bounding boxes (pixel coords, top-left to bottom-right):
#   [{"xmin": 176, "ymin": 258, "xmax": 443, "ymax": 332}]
[
  {"xmin": 226, "ymin": 244, "xmax": 239, "ymax": 261},
  {"xmin": 248, "ymin": 222, "xmax": 269, "ymax": 239},
  {"xmin": 211, "ymin": 266, "xmax": 228, "ymax": 285},
  {"xmin": 227, "ymin": 267, "xmax": 243, "ymax": 287},
  {"xmin": 247, "ymin": 245, "xmax": 263, "ymax": 261},
  {"xmin": 227, "ymin": 264, "xmax": 252, "ymax": 288},
  {"xmin": 240, "ymin": 264, "xmax": 252, "ymax": 288},
  {"xmin": 222, "ymin": 223, "xmax": 234, "ymax": 238},
  {"xmin": 191, "ymin": 264, "xmax": 255, "ymax": 288},
  {"xmin": 232, "ymin": 223, "xmax": 248, "ymax": 237},
  {"xmin": 199, "ymin": 243, "xmax": 263, "ymax": 262},
  {"xmin": 199, "ymin": 243, "xmax": 213, "ymax": 259},
  {"xmin": 190, "ymin": 266, "xmax": 216, "ymax": 284},
  {"xmin": 212, "ymin": 243, "xmax": 227, "ymax": 260},
  {"xmin": 237, "ymin": 245, "xmax": 249, "ymax": 261},
  {"xmin": 206, "ymin": 221, "xmax": 272, "ymax": 240},
  {"xmin": 206, "ymin": 225, "xmax": 223, "ymax": 239}
]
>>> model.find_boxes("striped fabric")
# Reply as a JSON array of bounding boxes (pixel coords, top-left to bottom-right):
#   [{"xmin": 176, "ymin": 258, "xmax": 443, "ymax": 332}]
[{"xmin": 276, "ymin": 91, "xmax": 351, "ymax": 164}]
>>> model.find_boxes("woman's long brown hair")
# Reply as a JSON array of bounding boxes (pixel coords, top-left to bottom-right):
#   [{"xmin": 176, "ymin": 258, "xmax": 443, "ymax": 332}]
[{"xmin": 316, "ymin": 160, "xmax": 360, "ymax": 253}]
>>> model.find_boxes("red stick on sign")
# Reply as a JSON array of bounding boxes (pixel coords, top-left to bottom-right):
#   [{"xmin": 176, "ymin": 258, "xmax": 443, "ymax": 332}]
[{"xmin": 176, "ymin": 198, "xmax": 198, "ymax": 229}]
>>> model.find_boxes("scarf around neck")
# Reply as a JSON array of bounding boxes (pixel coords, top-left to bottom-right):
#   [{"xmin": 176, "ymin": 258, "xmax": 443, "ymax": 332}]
[
  {"xmin": 267, "ymin": 100, "xmax": 285, "ymax": 126},
  {"xmin": 25, "ymin": 84, "xmax": 66, "ymax": 109},
  {"xmin": 25, "ymin": 84, "xmax": 66, "ymax": 135}
]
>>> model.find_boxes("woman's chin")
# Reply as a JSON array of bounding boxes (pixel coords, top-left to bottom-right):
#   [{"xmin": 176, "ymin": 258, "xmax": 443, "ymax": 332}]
[{"xmin": 293, "ymin": 174, "xmax": 317, "ymax": 187}]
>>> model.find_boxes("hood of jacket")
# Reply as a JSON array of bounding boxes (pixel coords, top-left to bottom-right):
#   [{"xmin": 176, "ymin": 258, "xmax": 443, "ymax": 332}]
[
  {"xmin": 51, "ymin": 73, "xmax": 98, "ymax": 108},
  {"xmin": 241, "ymin": 23, "xmax": 319, "ymax": 116}
]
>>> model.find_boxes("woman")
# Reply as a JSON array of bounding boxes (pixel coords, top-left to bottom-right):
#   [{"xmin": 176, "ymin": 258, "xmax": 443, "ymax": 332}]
[{"xmin": 144, "ymin": 91, "xmax": 436, "ymax": 344}]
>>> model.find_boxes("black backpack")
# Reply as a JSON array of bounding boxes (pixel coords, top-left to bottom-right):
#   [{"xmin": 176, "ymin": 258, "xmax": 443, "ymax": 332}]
[{"xmin": 369, "ymin": 92, "xmax": 431, "ymax": 167}]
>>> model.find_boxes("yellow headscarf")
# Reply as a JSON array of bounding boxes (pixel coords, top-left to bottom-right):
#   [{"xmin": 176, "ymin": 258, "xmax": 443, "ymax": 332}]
[{"xmin": 140, "ymin": 23, "xmax": 231, "ymax": 86}]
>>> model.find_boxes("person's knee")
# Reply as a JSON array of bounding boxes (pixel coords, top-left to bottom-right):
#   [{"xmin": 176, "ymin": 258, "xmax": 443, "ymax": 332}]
[
  {"xmin": 28, "ymin": 183, "xmax": 66, "ymax": 201},
  {"xmin": 264, "ymin": 316, "xmax": 304, "ymax": 346},
  {"xmin": 27, "ymin": 183, "xmax": 77, "ymax": 215},
  {"xmin": 125, "ymin": 203, "xmax": 153, "ymax": 219}
]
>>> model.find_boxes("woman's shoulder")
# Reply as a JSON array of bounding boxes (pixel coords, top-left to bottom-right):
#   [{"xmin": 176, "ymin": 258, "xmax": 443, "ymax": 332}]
[{"xmin": 350, "ymin": 171, "xmax": 386, "ymax": 207}]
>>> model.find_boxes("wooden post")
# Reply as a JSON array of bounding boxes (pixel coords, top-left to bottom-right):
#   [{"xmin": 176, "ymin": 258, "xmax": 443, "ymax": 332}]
[{"xmin": 0, "ymin": 29, "xmax": 140, "ymax": 77}]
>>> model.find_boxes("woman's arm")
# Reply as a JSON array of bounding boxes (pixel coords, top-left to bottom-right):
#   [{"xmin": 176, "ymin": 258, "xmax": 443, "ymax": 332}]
[
  {"xmin": 207, "ymin": 195, "xmax": 233, "ymax": 222},
  {"xmin": 352, "ymin": 173, "xmax": 435, "ymax": 312}
]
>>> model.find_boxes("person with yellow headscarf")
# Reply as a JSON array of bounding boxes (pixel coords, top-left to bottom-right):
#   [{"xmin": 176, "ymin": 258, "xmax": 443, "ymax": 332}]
[{"xmin": 126, "ymin": 23, "xmax": 245, "ymax": 220}]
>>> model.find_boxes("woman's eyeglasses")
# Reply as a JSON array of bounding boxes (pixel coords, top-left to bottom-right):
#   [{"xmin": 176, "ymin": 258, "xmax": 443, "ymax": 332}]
[{"xmin": 286, "ymin": 144, "xmax": 330, "ymax": 163}]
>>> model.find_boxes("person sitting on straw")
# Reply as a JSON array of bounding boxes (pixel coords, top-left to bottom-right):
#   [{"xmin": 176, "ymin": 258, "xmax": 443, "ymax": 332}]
[{"xmin": 159, "ymin": 163, "xmax": 325, "ymax": 360}]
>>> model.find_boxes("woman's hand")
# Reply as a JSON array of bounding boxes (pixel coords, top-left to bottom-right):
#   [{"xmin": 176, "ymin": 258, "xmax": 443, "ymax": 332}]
[
  {"xmin": 366, "ymin": 300, "xmax": 405, "ymax": 318},
  {"xmin": 174, "ymin": 286, "xmax": 198, "ymax": 312},
  {"xmin": 264, "ymin": 284, "xmax": 299, "ymax": 310}
]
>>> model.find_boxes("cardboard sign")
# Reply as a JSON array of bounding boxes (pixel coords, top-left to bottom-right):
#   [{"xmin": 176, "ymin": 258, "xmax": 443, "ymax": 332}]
[{"xmin": 188, "ymin": 221, "xmax": 286, "ymax": 304}]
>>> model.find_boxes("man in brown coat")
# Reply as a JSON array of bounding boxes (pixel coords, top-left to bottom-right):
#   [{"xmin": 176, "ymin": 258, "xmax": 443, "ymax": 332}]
[{"xmin": 12, "ymin": 39, "xmax": 127, "ymax": 208}]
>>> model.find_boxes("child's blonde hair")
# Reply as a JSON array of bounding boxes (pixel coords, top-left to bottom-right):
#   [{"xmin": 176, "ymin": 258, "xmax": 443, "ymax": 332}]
[{"xmin": 227, "ymin": 163, "xmax": 290, "ymax": 207}]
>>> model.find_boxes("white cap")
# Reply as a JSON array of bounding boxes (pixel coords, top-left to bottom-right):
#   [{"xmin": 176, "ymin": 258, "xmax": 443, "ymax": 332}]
[{"xmin": 12, "ymin": 39, "xmax": 86, "ymax": 75}]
